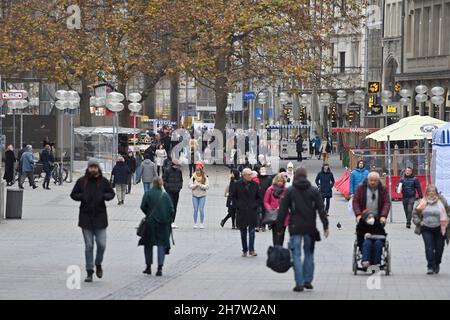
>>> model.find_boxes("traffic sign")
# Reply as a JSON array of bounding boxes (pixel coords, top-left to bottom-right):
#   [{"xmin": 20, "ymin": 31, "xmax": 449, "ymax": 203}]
[
  {"xmin": 0, "ymin": 91, "xmax": 23, "ymax": 100},
  {"xmin": 243, "ymin": 91, "xmax": 256, "ymax": 101}
]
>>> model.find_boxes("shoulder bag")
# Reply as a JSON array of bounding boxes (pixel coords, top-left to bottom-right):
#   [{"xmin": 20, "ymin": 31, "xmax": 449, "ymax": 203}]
[{"xmin": 136, "ymin": 192, "xmax": 164, "ymax": 237}]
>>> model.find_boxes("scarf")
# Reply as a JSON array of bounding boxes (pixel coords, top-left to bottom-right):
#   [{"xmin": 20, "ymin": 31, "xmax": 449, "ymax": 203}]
[
  {"xmin": 193, "ymin": 172, "xmax": 205, "ymax": 184},
  {"xmin": 419, "ymin": 196, "xmax": 448, "ymax": 236}
]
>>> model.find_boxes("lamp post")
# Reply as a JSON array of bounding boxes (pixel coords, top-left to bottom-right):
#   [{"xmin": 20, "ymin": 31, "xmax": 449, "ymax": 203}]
[
  {"xmin": 399, "ymin": 89, "xmax": 412, "ymax": 117},
  {"xmin": 67, "ymin": 90, "xmax": 80, "ymax": 183},
  {"xmin": 257, "ymin": 92, "xmax": 267, "ymax": 129},
  {"xmin": 415, "ymin": 85, "xmax": 428, "ymax": 116},
  {"xmin": 319, "ymin": 93, "xmax": 331, "ymax": 136},
  {"xmin": 106, "ymin": 92, "xmax": 125, "ymax": 170},
  {"xmin": 127, "ymin": 92, "xmax": 142, "ymax": 147}
]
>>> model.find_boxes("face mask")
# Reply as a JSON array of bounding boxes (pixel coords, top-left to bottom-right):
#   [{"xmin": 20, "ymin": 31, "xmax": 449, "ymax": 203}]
[{"xmin": 366, "ymin": 217, "xmax": 375, "ymax": 225}]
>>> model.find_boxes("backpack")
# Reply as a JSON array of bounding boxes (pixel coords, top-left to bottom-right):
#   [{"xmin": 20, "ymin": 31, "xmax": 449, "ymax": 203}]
[
  {"xmin": 325, "ymin": 142, "xmax": 332, "ymax": 153},
  {"xmin": 266, "ymin": 245, "xmax": 292, "ymax": 273}
]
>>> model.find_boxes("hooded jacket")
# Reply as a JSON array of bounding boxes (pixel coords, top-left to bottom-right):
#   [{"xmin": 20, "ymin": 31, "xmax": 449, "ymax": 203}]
[
  {"xmin": 350, "ymin": 166, "xmax": 369, "ymax": 195},
  {"xmin": 399, "ymin": 174, "xmax": 423, "ymax": 199},
  {"xmin": 139, "ymin": 159, "xmax": 158, "ymax": 183},
  {"xmin": 111, "ymin": 161, "xmax": 130, "ymax": 185},
  {"xmin": 315, "ymin": 167, "xmax": 335, "ymax": 198},
  {"xmin": 277, "ymin": 176, "xmax": 329, "ymax": 236},
  {"xmin": 163, "ymin": 164, "xmax": 183, "ymax": 193}
]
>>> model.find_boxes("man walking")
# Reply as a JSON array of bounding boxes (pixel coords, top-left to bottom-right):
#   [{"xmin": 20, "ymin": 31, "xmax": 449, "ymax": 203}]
[
  {"xmin": 138, "ymin": 154, "xmax": 158, "ymax": 192},
  {"xmin": 70, "ymin": 158, "xmax": 115, "ymax": 283},
  {"xmin": 125, "ymin": 150, "xmax": 137, "ymax": 194},
  {"xmin": 40, "ymin": 144, "xmax": 54, "ymax": 190},
  {"xmin": 231, "ymin": 168, "xmax": 261, "ymax": 257},
  {"xmin": 398, "ymin": 167, "xmax": 423, "ymax": 229},
  {"xmin": 278, "ymin": 167, "xmax": 329, "ymax": 292},
  {"xmin": 163, "ymin": 158, "xmax": 183, "ymax": 229},
  {"xmin": 19, "ymin": 145, "xmax": 37, "ymax": 189}
]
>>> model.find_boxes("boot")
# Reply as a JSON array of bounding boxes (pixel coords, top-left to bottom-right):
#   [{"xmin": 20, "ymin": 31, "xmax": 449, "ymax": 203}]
[
  {"xmin": 84, "ymin": 270, "xmax": 94, "ymax": 282},
  {"xmin": 156, "ymin": 265, "xmax": 163, "ymax": 276},
  {"xmin": 96, "ymin": 265, "xmax": 103, "ymax": 278},
  {"xmin": 143, "ymin": 265, "xmax": 151, "ymax": 275}
]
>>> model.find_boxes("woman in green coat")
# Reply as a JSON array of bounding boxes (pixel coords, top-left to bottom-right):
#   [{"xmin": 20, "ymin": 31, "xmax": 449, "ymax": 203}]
[{"xmin": 139, "ymin": 177, "xmax": 174, "ymax": 276}]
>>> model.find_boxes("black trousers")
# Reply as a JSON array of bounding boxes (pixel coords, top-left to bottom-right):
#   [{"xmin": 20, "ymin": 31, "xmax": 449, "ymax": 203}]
[
  {"xmin": 324, "ymin": 197, "xmax": 331, "ymax": 213},
  {"xmin": 222, "ymin": 208, "xmax": 236, "ymax": 227},
  {"xmin": 43, "ymin": 170, "xmax": 51, "ymax": 189},
  {"xmin": 168, "ymin": 191, "xmax": 180, "ymax": 222},
  {"xmin": 272, "ymin": 225, "xmax": 286, "ymax": 246},
  {"xmin": 189, "ymin": 164, "xmax": 195, "ymax": 177},
  {"xmin": 127, "ymin": 174, "xmax": 133, "ymax": 193},
  {"xmin": 297, "ymin": 152, "xmax": 302, "ymax": 161}
]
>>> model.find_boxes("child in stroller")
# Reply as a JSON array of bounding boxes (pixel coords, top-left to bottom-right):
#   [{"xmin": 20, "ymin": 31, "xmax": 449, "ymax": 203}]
[{"xmin": 356, "ymin": 212, "xmax": 387, "ymax": 270}]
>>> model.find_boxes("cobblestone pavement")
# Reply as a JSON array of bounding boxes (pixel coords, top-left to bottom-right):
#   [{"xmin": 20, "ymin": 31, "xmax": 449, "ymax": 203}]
[{"xmin": 1, "ymin": 155, "xmax": 450, "ymax": 300}]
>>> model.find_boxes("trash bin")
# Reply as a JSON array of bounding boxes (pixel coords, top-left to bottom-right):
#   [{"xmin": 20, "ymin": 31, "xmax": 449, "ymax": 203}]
[{"xmin": 5, "ymin": 188, "xmax": 23, "ymax": 219}]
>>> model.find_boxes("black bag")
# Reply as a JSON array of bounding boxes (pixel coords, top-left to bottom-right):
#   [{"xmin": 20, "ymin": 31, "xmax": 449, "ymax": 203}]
[
  {"xmin": 325, "ymin": 142, "xmax": 332, "ymax": 153},
  {"xmin": 136, "ymin": 192, "xmax": 164, "ymax": 237},
  {"xmin": 262, "ymin": 209, "xmax": 278, "ymax": 225},
  {"xmin": 266, "ymin": 245, "xmax": 292, "ymax": 273}
]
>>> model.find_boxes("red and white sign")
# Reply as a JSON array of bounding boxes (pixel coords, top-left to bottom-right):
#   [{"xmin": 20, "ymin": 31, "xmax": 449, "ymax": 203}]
[{"xmin": 0, "ymin": 91, "xmax": 23, "ymax": 100}]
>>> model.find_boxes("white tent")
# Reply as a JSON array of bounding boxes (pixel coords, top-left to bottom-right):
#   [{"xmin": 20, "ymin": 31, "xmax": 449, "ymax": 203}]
[{"xmin": 432, "ymin": 122, "xmax": 450, "ymax": 202}]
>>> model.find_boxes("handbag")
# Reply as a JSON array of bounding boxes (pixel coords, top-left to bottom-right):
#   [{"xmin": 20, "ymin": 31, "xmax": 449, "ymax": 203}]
[
  {"xmin": 136, "ymin": 192, "xmax": 164, "ymax": 237},
  {"xmin": 262, "ymin": 209, "xmax": 278, "ymax": 225}
]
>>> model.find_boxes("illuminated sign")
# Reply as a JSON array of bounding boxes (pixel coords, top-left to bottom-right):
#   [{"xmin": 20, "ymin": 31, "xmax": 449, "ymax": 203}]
[{"xmin": 368, "ymin": 82, "xmax": 380, "ymax": 93}]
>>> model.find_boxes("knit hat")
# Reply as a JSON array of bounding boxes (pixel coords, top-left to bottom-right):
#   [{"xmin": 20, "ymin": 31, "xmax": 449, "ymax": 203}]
[
  {"xmin": 87, "ymin": 158, "xmax": 100, "ymax": 168},
  {"xmin": 287, "ymin": 162, "xmax": 294, "ymax": 169}
]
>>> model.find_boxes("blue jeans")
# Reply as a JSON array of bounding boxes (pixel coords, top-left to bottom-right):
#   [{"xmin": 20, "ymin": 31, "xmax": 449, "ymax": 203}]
[
  {"xmin": 143, "ymin": 182, "xmax": 151, "ymax": 193},
  {"xmin": 192, "ymin": 196, "xmax": 206, "ymax": 224},
  {"xmin": 240, "ymin": 227, "xmax": 256, "ymax": 252},
  {"xmin": 82, "ymin": 228, "xmax": 107, "ymax": 271},
  {"xmin": 289, "ymin": 235, "xmax": 314, "ymax": 286},
  {"xmin": 144, "ymin": 245, "xmax": 166, "ymax": 266},
  {"xmin": 362, "ymin": 239, "xmax": 384, "ymax": 265},
  {"xmin": 421, "ymin": 226, "xmax": 445, "ymax": 269}
]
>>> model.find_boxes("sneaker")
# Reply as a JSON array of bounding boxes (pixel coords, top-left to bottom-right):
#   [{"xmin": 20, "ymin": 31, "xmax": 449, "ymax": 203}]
[
  {"xmin": 193, "ymin": 224, "xmax": 198, "ymax": 229},
  {"xmin": 95, "ymin": 265, "xmax": 103, "ymax": 279},
  {"xmin": 84, "ymin": 270, "xmax": 94, "ymax": 283},
  {"xmin": 434, "ymin": 265, "xmax": 440, "ymax": 274},
  {"xmin": 171, "ymin": 223, "xmax": 178, "ymax": 229},
  {"xmin": 427, "ymin": 268, "xmax": 434, "ymax": 275},
  {"xmin": 241, "ymin": 252, "xmax": 248, "ymax": 257},
  {"xmin": 249, "ymin": 251, "xmax": 258, "ymax": 257},
  {"xmin": 304, "ymin": 283, "xmax": 314, "ymax": 290},
  {"xmin": 293, "ymin": 285, "xmax": 304, "ymax": 292},
  {"xmin": 199, "ymin": 224, "xmax": 205, "ymax": 229}
]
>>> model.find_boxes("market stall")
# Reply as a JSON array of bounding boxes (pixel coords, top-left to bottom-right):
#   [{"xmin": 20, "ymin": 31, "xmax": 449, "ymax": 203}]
[
  {"xmin": 266, "ymin": 124, "xmax": 310, "ymax": 159},
  {"xmin": 432, "ymin": 122, "xmax": 450, "ymax": 202}
]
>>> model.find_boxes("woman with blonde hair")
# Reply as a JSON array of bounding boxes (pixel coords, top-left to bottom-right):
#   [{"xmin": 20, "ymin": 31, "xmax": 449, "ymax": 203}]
[
  {"xmin": 189, "ymin": 163, "xmax": 209, "ymax": 229},
  {"xmin": 263, "ymin": 173, "xmax": 287, "ymax": 245},
  {"xmin": 413, "ymin": 184, "xmax": 450, "ymax": 274}
]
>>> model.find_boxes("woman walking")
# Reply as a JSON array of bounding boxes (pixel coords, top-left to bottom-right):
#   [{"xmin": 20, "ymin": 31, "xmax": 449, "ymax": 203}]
[
  {"xmin": 315, "ymin": 163, "xmax": 335, "ymax": 215},
  {"xmin": 3, "ymin": 145, "xmax": 16, "ymax": 186},
  {"xmin": 221, "ymin": 169, "xmax": 240, "ymax": 229},
  {"xmin": 139, "ymin": 177, "xmax": 174, "ymax": 276},
  {"xmin": 189, "ymin": 164, "xmax": 209, "ymax": 229},
  {"xmin": 264, "ymin": 173, "xmax": 287, "ymax": 246},
  {"xmin": 155, "ymin": 144, "xmax": 167, "ymax": 176},
  {"xmin": 413, "ymin": 184, "xmax": 450, "ymax": 274},
  {"xmin": 111, "ymin": 156, "xmax": 130, "ymax": 205}
]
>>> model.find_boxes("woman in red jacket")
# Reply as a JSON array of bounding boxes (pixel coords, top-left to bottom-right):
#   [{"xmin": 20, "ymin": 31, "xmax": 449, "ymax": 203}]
[{"xmin": 264, "ymin": 173, "xmax": 287, "ymax": 246}]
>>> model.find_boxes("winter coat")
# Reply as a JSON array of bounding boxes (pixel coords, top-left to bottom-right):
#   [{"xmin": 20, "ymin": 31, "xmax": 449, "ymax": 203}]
[
  {"xmin": 315, "ymin": 169, "xmax": 335, "ymax": 198},
  {"xmin": 40, "ymin": 149, "xmax": 55, "ymax": 173},
  {"xmin": 3, "ymin": 150, "xmax": 16, "ymax": 182},
  {"xmin": 126, "ymin": 156, "xmax": 137, "ymax": 173},
  {"xmin": 295, "ymin": 137, "xmax": 303, "ymax": 153},
  {"xmin": 70, "ymin": 174, "xmax": 115, "ymax": 229},
  {"xmin": 230, "ymin": 179, "xmax": 261, "ymax": 228},
  {"xmin": 356, "ymin": 220, "xmax": 387, "ymax": 245},
  {"xmin": 264, "ymin": 185, "xmax": 286, "ymax": 211},
  {"xmin": 399, "ymin": 175, "xmax": 423, "ymax": 199},
  {"xmin": 155, "ymin": 149, "xmax": 167, "ymax": 166},
  {"xmin": 111, "ymin": 162, "xmax": 130, "ymax": 185},
  {"xmin": 138, "ymin": 187, "xmax": 174, "ymax": 248},
  {"xmin": 163, "ymin": 165, "xmax": 183, "ymax": 193},
  {"xmin": 413, "ymin": 196, "xmax": 450, "ymax": 243},
  {"xmin": 189, "ymin": 175, "xmax": 209, "ymax": 197},
  {"xmin": 226, "ymin": 180, "xmax": 238, "ymax": 208},
  {"xmin": 349, "ymin": 167, "xmax": 369, "ymax": 195},
  {"xmin": 352, "ymin": 180, "xmax": 391, "ymax": 219},
  {"xmin": 20, "ymin": 151, "xmax": 35, "ymax": 173},
  {"xmin": 139, "ymin": 159, "xmax": 157, "ymax": 183},
  {"xmin": 278, "ymin": 176, "xmax": 329, "ymax": 236}
]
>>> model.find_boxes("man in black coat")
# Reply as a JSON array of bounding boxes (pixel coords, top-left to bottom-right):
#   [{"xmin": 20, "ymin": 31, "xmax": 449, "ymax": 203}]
[
  {"xmin": 3, "ymin": 145, "xmax": 16, "ymax": 186},
  {"xmin": 230, "ymin": 168, "xmax": 261, "ymax": 257},
  {"xmin": 163, "ymin": 159, "xmax": 183, "ymax": 229},
  {"xmin": 315, "ymin": 163, "xmax": 335, "ymax": 215},
  {"xmin": 278, "ymin": 167, "xmax": 329, "ymax": 292},
  {"xmin": 125, "ymin": 151, "xmax": 137, "ymax": 194},
  {"xmin": 40, "ymin": 144, "xmax": 55, "ymax": 190},
  {"xmin": 70, "ymin": 158, "xmax": 115, "ymax": 283},
  {"xmin": 398, "ymin": 167, "xmax": 423, "ymax": 229}
]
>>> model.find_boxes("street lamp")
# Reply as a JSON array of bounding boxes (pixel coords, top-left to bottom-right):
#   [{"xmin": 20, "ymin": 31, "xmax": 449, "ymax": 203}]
[
  {"xmin": 415, "ymin": 85, "xmax": 428, "ymax": 116},
  {"xmin": 106, "ymin": 92, "xmax": 125, "ymax": 169},
  {"xmin": 336, "ymin": 90, "xmax": 347, "ymax": 127},
  {"xmin": 7, "ymin": 98, "xmax": 28, "ymax": 149},
  {"xmin": 127, "ymin": 92, "xmax": 142, "ymax": 147}
]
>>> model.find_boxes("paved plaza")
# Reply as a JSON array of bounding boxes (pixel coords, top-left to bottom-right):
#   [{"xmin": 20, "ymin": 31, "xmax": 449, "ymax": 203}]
[{"xmin": 1, "ymin": 156, "xmax": 450, "ymax": 300}]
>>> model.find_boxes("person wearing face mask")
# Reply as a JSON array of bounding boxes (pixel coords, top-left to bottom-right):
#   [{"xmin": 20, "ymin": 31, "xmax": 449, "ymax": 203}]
[
  {"xmin": 356, "ymin": 212, "xmax": 387, "ymax": 269},
  {"xmin": 413, "ymin": 184, "xmax": 450, "ymax": 275}
]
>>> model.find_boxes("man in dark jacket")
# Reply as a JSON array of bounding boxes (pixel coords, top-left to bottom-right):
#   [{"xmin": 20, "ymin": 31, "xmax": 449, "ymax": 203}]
[
  {"xmin": 112, "ymin": 156, "xmax": 130, "ymax": 205},
  {"xmin": 70, "ymin": 158, "xmax": 115, "ymax": 283},
  {"xmin": 125, "ymin": 151, "xmax": 137, "ymax": 194},
  {"xmin": 40, "ymin": 144, "xmax": 54, "ymax": 190},
  {"xmin": 295, "ymin": 134, "xmax": 303, "ymax": 162},
  {"xmin": 353, "ymin": 171, "xmax": 391, "ymax": 224},
  {"xmin": 278, "ymin": 167, "xmax": 329, "ymax": 292},
  {"xmin": 230, "ymin": 168, "xmax": 261, "ymax": 257},
  {"xmin": 398, "ymin": 167, "xmax": 423, "ymax": 228},
  {"xmin": 163, "ymin": 159, "xmax": 183, "ymax": 229},
  {"xmin": 315, "ymin": 163, "xmax": 335, "ymax": 215}
]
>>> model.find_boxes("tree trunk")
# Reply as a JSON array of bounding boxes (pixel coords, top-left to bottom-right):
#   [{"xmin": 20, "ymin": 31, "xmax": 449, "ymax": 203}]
[
  {"xmin": 214, "ymin": 51, "xmax": 228, "ymax": 133},
  {"xmin": 79, "ymin": 77, "xmax": 92, "ymax": 127},
  {"xmin": 118, "ymin": 80, "xmax": 130, "ymax": 128}
]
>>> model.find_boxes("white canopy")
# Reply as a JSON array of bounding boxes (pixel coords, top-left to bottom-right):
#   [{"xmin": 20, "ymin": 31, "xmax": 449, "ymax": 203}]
[{"xmin": 366, "ymin": 115, "xmax": 447, "ymax": 142}]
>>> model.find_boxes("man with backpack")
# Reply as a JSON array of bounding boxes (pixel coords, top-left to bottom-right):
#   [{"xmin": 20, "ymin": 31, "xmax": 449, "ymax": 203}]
[
  {"xmin": 277, "ymin": 167, "xmax": 329, "ymax": 292},
  {"xmin": 398, "ymin": 167, "xmax": 423, "ymax": 229}
]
